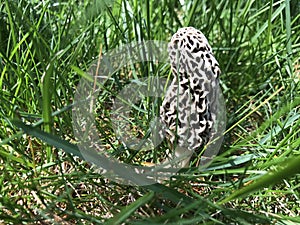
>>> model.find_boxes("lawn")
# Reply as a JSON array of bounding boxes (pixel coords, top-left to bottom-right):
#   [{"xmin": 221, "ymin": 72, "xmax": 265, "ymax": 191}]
[{"xmin": 0, "ymin": 0, "xmax": 300, "ymax": 224}]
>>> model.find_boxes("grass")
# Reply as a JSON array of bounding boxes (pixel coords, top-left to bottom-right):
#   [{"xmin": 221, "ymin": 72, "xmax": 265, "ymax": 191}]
[{"xmin": 1, "ymin": 0, "xmax": 300, "ymax": 224}]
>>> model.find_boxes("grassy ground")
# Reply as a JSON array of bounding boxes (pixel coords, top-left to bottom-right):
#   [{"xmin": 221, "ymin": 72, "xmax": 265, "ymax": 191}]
[{"xmin": 1, "ymin": 0, "xmax": 300, "ymax": 224}]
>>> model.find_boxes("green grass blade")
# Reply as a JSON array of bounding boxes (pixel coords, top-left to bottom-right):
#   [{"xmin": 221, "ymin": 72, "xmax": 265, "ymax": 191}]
[
  {"xmin": 12, "ymin": 120, "xmax": 83, "ymax": 158},
  {"xmin": 105, "ymin": 192, "xmax": 154, "ymax": 225},
  {"xmin": 12, "ymin": 120, "xmax": 195, "ymax": 206},
  {"xmin": 219, "ymin": 154, "xmax": 300, "ymax": 204}
]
